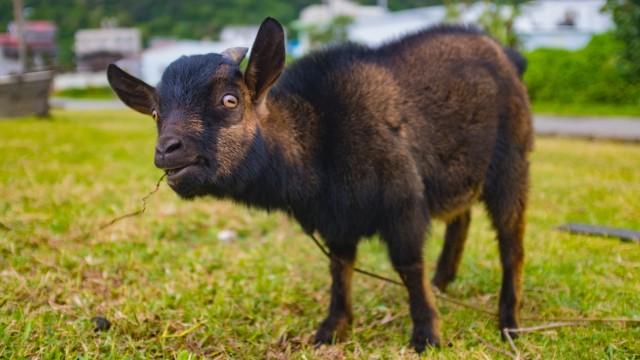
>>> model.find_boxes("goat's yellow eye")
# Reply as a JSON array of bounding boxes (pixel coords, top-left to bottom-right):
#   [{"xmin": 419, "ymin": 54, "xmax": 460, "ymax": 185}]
[
  {"xmin": 152, "ymin": 110, "xmax": 159, "ymax": 121},
  {"xmin": 222, "ymin": 94, "xmax": 239, "ymax": 109}
]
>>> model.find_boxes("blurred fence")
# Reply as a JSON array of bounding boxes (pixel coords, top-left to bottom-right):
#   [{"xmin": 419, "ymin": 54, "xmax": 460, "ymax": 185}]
[
  {"xmin": 0, "ymin": 71, "xmax": 53, "ymax": 118},
  {"xmin": 53, "ymin": 72, "xmax": 109, "ymax": 91}
]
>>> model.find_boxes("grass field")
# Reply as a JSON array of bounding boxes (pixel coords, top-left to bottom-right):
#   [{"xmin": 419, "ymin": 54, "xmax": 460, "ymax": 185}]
[
  {"xmin": 1, "ymin": 110, "xmax": 639, "ymax": 359},
  {"xmin": 531, "ymin": 102, "xmax": 640, "ymax": 118},
  {"xmin": 53, "ymin": 87, "xmax": 117, "ymax": 100}
]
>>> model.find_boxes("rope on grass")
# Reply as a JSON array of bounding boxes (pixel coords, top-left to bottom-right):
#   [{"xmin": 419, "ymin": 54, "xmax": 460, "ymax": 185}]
[
  {"xmin": 306, "ymin": 232, "xmax": 640, "ymax": 331},
  {"xmin": 469, "ymin": 329, "xmax": 518, "ymax": 359},
  {"xmin": 9, "ymin": 170, "xmax": 636, "ymax": 343},
  {"xmin": 70, "ymin": 173, "xmax": 166, "ymax": 241}
]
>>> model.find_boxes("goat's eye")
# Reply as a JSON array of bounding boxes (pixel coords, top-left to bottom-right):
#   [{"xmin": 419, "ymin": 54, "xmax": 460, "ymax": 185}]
[
  {"xmin": 152, "ymin": 110, "xmax": 159, "ymax": 121},
  {"xmin": 222, "ymin": 94, "xmax": 238, "ymax": 109}
]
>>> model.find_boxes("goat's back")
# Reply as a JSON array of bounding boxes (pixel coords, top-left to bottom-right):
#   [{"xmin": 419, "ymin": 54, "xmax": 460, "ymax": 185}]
[
  {"xmin": 275, "ymin": 25, "xmax": 532, "ymax": 225},
  {"xmin": 376, "ymin": 26, "xmax": 532, "ymax": 219}
]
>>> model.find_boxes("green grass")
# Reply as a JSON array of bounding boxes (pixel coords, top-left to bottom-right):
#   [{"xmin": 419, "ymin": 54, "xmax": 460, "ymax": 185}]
[
  {"xmin": 532, "ymin": 102, "xmax": 640, "ymax": 118},
  {"xmin": 53, "ymin": 87, "xmax": 116, "ymax": 99},
  {"xmin": 1, "ymin": 110, "xmax": 639, "ymax": 359}
]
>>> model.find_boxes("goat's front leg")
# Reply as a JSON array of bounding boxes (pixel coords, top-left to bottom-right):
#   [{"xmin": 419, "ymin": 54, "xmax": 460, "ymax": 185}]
[{"xmin": 314, "ymin": 242, "xmax": 357, "ymax": 345}]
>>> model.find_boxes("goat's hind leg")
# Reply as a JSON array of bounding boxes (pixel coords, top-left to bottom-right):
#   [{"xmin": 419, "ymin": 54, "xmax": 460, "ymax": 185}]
[
  {"xmin": 382, "ymin": 207, "xmax": 441, "ymax": 353},
  {"xmin": 314, "ymin": 241, "xmax": 357, "ymax": 345},
  {"xmin": 485, "ymin": 152, "xmax": 528, "ymax": 334},
  {"xmin": 432, "ymin": 209, "xmax": 471, "ymax": 291}
]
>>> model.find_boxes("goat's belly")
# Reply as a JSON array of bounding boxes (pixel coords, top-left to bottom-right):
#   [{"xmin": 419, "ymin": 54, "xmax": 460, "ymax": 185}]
[{"xmin": 427, "ymin": 182, "xmax": 483, "ymax": 222}]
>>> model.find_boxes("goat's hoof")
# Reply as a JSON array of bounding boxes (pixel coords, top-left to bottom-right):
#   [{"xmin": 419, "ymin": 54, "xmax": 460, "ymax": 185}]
[
  {"xmin": 313, "ymin": 329, "xmax": 334, "ymax": 346},
  {"xmin": 499, "ymin": 316, "xmax": 520, "ymax": 340},
  {"xmin": 411, "ymin": 326, "xmax": 441, "ymax": 353},
  {"xmin": 431, "ymin": 275, "xmax": 451, "ymax": 293},
  {"xmin": 314, "ymin": 315, "xmax": 350, "ymax": 346}
]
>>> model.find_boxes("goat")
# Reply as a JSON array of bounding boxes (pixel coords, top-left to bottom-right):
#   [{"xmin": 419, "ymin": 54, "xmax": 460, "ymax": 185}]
[{"xmin": 107, "ymin": 17, "xmax": 533, "ymax": 352}]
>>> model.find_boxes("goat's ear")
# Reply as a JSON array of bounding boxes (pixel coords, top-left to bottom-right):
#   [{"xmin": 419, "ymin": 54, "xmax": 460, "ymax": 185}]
[
  {"xmin": 245, "ymin": 17, "xmax": 285, "ymax": 104},
  {"xmin": 107, "ymin": 64, "xmax": 156, "ymax": 115}
]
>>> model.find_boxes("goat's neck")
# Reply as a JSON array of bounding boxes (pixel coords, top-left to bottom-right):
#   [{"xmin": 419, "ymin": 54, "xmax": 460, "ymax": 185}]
[{"xmin": 243, "ymin": 94, "xmax": 318, "ymax": 209}]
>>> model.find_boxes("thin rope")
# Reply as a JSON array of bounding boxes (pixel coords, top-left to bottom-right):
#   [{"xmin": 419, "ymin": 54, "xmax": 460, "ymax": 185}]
[
  {"xmin": 306, "ymin": 232, "xmax": 640, "ymax": 326},
  {"xmin": 24, "ymin": 171, "xmax": 638, "ymax": 330},
  {"xmin": 71, "ymin": 173, "xmax": 167, "ymax": 241},
  {"xmin": 308, "ymin": 232, "xmax": 405, "ymax": 286}
]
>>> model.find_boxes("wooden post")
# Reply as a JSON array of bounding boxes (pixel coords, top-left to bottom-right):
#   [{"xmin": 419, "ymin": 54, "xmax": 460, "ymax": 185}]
[{"xmin": 12, "ymin": 0, "xmax": 27, "ymax": 73}]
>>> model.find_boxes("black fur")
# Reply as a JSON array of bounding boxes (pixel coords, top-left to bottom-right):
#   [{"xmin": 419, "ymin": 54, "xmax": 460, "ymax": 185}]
[
  {"xmin": 503, "ymin": 46, "xmax": 528, "ymax": 77},
  {"xmin": 108, "ymin": 18, "xmax": 533, "ymax": 353}
]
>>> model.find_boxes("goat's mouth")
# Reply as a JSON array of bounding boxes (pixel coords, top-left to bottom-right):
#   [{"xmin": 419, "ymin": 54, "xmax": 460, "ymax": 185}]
[
  {"xmin": 164, "ymin": 164, "xmax": 201, "ymax": 191},
  {"xmin": 165, "ymin": 165, "xmax": 191, "ymax": 177},
  {"xmin": 162, "ymin": 161, "xmax": 211, "ymax": 199},
  {"xmin": 163, "ymin": 158, "xmax": 207, "ymax": 181}
]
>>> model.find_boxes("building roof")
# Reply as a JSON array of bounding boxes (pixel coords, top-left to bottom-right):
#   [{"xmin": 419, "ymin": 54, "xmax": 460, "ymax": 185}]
[
  {"xmin": 9, "ymin": 20, "xmax": 56, "ymax": 34},
  {"xmin": 0, "ymin": 33, "xmax": 14, "ymax": 46},
  {"xmin": 24, "ymin": 21, "xmax": 56, "ymax": 31},
  {"xmin": 0, "ymin": 32, "xmax": 56, "ymax": 49},
  {"xmin": 1, "ymin": 20, "xmax": 57, "ymax": 50}
]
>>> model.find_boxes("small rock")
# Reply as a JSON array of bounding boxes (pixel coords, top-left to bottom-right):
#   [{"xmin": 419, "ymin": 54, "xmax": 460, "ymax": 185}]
[
  {"xmin": 91, "ymin": 316, "xmax": 111, "ymax": 332},
  {"xmin": 217, "ymin": 229, "xmax": 238, "ymax": 243}
]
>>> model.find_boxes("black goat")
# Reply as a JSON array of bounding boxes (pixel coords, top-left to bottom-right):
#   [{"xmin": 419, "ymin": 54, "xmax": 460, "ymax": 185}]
[{"xmin": 107, "ymin": 17, "xmax": 532, "ymax": 352}]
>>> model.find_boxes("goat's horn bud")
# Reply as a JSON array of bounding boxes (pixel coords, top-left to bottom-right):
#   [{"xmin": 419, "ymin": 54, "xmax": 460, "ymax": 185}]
[{"xmin": 222, "ymin": 47, "xmax": 249, "ymax": 64}]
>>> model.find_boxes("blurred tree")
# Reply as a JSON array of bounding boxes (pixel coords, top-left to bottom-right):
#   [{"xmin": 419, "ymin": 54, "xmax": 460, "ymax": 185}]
[
  {"xmin": 444, "ymin": 0, "xmax": 462, "ymax": 22},
  {"xmin": 477, "ymin": 0, "xmax": 521, "ymax": 49},
  {"xmin": 443, "ymin": 0, "xmax": 474, "ymax": 23},
  {"xmin": 441, "ymin": 0, "xmax": 525, "ymax": 48},
  {"xmin": 604, "ymin": 0, "xmax": 640, "ymax": 81},
  {"xmin": 305, "ymin": 15, "xmax": 354, "ymax": 49},
  {"xmin": 525, "ymin": 33, "xmax": 640, "ymax": 106}
]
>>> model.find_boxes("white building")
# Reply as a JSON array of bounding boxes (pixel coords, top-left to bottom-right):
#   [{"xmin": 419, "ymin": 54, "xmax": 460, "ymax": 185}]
[
  {"xmin": 128, "ymin": 25, "xmax": 263, "ymax": 86},
  {"xmin": 220, "ymin": 25, "xmax": 260, "ymax": 46},
  {"xmin": 75, "ymin": 27, "xmax": 141, "ymax": 57},
  {"xmin": 0, "ymin": 21, "xmax": 57, "ymax": 75},
  {"xmin": 75, "ymin": 27, "xmax": 141, "ymax": 71},
  {"xmin": 347, "ymin": 6, "xmax": 447, "ymax": 48},
  {"xmin": 294, "ymin": 0, "xmax": 387, "ymax": 56},
  {"xmin": 295, "ymin": 0, "xmax": 613, "ymax": 54},
  {"xmin": 133, "ymin": 41, "xmax": 228, "ymax": 85},
  {"xmin": 516, "ymin": 0, "xmax": 613, "ymax": 50},
  {"xmin": 298, "ymin": 0, "xmax": 387, "ymax": 25}
]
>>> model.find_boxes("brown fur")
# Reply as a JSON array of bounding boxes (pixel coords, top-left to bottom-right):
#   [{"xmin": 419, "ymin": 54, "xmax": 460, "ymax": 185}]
[{"xmin": 107, "ymin": 19, "xmax": 532, "ymax": 353}]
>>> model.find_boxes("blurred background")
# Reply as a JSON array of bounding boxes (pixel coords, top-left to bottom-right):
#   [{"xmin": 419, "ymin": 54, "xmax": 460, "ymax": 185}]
[
  {"xmin": 1, "ymin": 1, "xmax": 639, "ymax": 358},
  {"xmin": 0, "ymin": 0, "xmax": 639, "ymax": 118}
]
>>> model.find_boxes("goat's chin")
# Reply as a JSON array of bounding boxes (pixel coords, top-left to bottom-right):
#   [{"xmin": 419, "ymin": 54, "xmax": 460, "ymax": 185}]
[
  {"xmin": 166, "ymin": 167, "xmax": 211, "ymax": 199},
  {"xmin": 170, "ymin": 185, "xmax": 207, "ymax": 200}
]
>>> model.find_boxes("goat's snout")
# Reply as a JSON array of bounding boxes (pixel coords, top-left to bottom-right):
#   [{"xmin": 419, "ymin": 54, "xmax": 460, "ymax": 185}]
[
  {"xmin": 154, "ymin": 135, "xmax": 186, "ymax": 169},
  {"xmin": 156, "ymin": 135, "xmax": 183, "ymax": 155}
]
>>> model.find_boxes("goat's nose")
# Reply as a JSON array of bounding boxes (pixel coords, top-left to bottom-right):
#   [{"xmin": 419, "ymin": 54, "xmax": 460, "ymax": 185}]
[{"xmin": 156, "ymin": 136, "xmax": 183, "ymax": 155}]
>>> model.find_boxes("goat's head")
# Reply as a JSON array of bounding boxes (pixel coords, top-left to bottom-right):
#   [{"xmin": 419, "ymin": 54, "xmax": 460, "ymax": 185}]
[{"xmin": 107, "ymin": 18, "xmax": 285, "ymax": 198}]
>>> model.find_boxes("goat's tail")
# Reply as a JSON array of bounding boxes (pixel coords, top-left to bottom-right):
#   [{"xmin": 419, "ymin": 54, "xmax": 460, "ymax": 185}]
[{"xmin": 503, "ymin": 47, "xmax": 527, "ymax": 78}]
